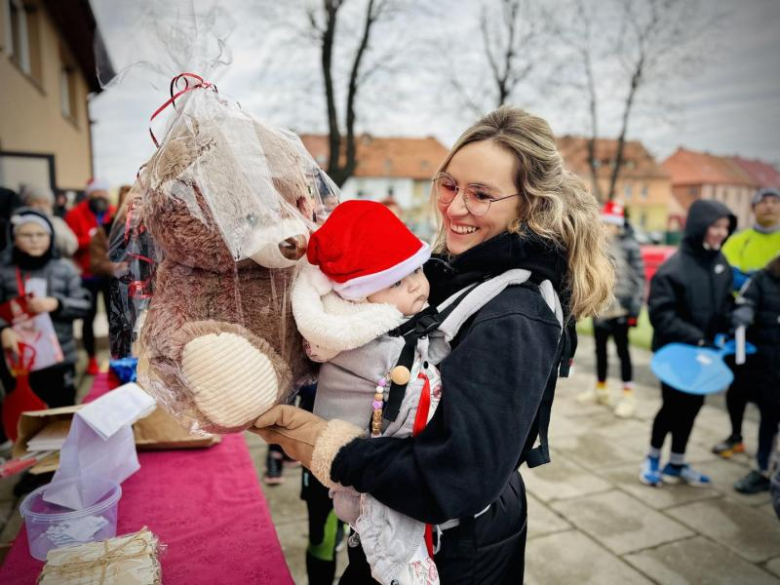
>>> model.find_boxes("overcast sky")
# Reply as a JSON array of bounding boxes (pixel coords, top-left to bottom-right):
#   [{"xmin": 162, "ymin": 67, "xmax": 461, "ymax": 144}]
[{"xmin": 88, "ymin": 0, "xmax": 780, "ymax": 188}]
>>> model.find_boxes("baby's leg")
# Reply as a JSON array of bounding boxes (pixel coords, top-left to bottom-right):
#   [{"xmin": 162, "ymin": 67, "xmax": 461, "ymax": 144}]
[{"xmin": 356, "ymin": 495, "xmax": 439, "ymax": 585}]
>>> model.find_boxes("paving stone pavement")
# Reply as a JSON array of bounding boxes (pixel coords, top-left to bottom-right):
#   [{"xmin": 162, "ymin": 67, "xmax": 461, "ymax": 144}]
[{"xmin": 254, "ymin": 335, "xmax": 780, "ymax": 584}]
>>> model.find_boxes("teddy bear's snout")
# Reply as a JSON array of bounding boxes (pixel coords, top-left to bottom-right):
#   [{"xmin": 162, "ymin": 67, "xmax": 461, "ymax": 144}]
[{"xmin": 279, "ymin": 235, "xmax": 307, "ymax": 261}]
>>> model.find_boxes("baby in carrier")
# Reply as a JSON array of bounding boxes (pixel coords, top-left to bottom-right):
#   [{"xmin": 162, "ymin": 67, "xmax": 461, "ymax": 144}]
[
  {"xmin": 292, "ymin": 200, "xmax": 563, "ymax": 584},
  {"xmin": 292, "ymin": 200, "xmax": 440, "ymax": 585}
]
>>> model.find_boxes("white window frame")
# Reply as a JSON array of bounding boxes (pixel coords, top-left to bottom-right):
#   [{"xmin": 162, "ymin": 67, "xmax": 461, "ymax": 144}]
[
  {"xmin": 2, "ymin": 0, "xmax": 11, "ymax": 55},
  {"xmin": 7, "ymin": 0, "xmax": 31, "ymax": 75}
]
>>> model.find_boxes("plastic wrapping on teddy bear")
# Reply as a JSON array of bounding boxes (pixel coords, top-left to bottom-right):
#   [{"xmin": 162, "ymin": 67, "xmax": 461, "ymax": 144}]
[
  {"xmin": 107, "ymin": 177, "xmax": 159, "ymax": 359},
  {"xmin": 109, "ymin": 80, "xmax": 338, "ymax": 434},
  {"xmin": 96, "ymin": 3, "xmax": 341, "ymax": 433}
]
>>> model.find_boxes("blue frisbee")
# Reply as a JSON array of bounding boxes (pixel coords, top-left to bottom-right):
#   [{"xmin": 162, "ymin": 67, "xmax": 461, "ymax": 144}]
[{"xmin": 651, "ymin": 339, "xmax": 756, "ymax": 395}]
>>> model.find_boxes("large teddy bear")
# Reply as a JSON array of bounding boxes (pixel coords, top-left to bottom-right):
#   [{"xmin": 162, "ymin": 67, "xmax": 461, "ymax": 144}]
[{"xmin": 138, "ymin": 91, "xmax": 328, "ymax": 432}]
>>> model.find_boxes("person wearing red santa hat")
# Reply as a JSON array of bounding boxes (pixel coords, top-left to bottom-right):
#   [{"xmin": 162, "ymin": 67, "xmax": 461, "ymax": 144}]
[
  {"xmin": 65, "ymin": 179, "xmax": 116, "ymax": 375},
  {"xmin": 578, "ymin": 200, "xmax": 645, "ymax": 418}
]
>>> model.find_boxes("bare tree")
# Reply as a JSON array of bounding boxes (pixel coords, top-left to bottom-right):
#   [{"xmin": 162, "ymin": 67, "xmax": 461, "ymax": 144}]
[
  {"xmin": 609, "ymin": 0, "xmax": 716, "ymax": 199},
  {"xmin": 304, "ymin": 0, "xmax": 384, "ymax": 186},
  {"xmin": 250, "ymin": 0, "xmax": 421, "ymax": 187},
  {"xmin": 558, "ymin": 0, "xmax": 604, "ymax": 199},
  {"xmin": 449, "ymin": 0, "xmax": 553, "ymax": 115},
  {"xmin": 558, "ymin": 0, "xmax": 717, "ymax": 200}
]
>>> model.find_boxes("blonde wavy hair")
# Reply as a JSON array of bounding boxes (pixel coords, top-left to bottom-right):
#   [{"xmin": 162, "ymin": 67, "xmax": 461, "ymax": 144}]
[{"xmin": 433, "ymin": 106, "xmax": 614, "ymax": 320}]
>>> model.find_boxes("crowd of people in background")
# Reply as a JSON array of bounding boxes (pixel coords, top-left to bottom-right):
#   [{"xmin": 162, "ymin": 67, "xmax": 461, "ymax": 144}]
[
  {"xmin": 0, "ymin": 180, "xmax": 127, "ymax": 496},
  {"xmin": 639, "ymin": 188, "xmax": 779, "ymax": 497},
  {"xmin": 557, "ymin": 185, "xmax": 779, "ymax": 499}
]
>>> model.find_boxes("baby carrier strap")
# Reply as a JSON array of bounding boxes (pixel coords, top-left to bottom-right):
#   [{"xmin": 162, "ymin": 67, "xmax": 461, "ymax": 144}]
[
  {"xmin": 385, "ymin": 270, "xmax": 565, "ymax": 425},
  {"xmin": 383, "ymin": 284, "xmax": 479, "ymax": 422}
]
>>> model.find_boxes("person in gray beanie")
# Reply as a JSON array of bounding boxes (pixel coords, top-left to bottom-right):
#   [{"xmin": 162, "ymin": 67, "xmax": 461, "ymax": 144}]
[
  {"xmin": 20, "ymin": 186, "xmax": 78, "ymax": 259},
  {"xmin": 0, "ymin": 208, "xmax": 90, "ymax": 408}
]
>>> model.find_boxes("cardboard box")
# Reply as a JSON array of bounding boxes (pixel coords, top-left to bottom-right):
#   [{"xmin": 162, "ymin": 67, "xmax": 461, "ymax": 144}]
[
  {"xmin": 132, "ymin": 407, "xmax": 221, "ymax": 451},
  {"xmin": 14, "ymin": 406, "xmax": 220, "ymax": 474}
]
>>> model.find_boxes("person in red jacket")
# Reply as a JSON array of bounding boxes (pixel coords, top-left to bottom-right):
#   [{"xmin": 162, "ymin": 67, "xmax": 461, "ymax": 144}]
[{"xmin": 65, "ymin": 179, "xmax": 116, "ymax": 375}]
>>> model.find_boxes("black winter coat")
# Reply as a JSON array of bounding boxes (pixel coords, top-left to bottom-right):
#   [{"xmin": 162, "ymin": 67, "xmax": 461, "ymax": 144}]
[
  {"xmin": 330, "ymin": 231, "xmax": 567, "ymax": 582},
  {"xmin": 649, "ymin": 199, "xmax": 736, "ymax": 351},
  {"xmin": 738, "ymin": 261, "xmax": 780, "ymax": 390},
  {"xmin": 0, "ymin": 211, "xmax": 91, "ymax": 365}
]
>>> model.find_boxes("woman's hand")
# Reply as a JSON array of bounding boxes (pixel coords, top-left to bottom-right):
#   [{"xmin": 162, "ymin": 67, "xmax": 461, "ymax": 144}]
[
  {"xmin": 1, "ymin": 328, "xmax": 20, "ymax": 356},
  {"xmin": 251, "ymin": 405, "xmax": 364, "ymax": 488},
  {"xmin": 27, "ymin": 296, "xmax": 59, "ymax": 314}
]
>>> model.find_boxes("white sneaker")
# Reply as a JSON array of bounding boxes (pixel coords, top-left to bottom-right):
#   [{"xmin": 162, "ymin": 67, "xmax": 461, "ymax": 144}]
[
  {"xmin": 614, "ymin": 394, "xmax": 636, "ymax": 418},
  {"xmin": 576, "ymin": 388, "xmax": 597, "ymax": 404}
]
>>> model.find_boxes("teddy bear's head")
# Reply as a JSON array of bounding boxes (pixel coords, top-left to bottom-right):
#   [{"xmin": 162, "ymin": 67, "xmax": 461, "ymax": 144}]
[{"xmin": 143, "ymin": 98, "xmax": 326, "ymax": 272}]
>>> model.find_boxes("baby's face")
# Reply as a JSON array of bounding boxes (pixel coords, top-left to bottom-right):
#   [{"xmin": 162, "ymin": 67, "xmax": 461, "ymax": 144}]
[{"xmin": 367, "ymin": 268, "xmax": 430, "ymax": 316}]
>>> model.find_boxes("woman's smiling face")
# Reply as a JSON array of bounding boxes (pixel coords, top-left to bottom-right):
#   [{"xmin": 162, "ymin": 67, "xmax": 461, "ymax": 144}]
[{"xmin": 438, "ymin": 140, "xmax": 521, "ymax": 256}]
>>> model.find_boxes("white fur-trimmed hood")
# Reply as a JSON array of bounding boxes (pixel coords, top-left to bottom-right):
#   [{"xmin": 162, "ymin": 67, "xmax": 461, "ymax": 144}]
[{"xmin": 292, "ymin": 261, "xmax": 406, "ymax": 354}]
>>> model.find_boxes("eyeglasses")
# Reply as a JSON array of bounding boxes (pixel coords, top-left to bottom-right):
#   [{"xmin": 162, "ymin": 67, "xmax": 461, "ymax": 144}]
[
  {"xmin": 16, "ymin": 233, "xmax": 50, "ymax": 241},
  {"xmin": 434, "ymin": 173, "xmax": 521, "ymax": 217}
]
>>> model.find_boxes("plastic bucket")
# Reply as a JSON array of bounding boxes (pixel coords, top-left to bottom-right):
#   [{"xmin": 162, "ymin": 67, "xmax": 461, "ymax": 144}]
[{"xmin": 20, "ymin": 476, "xmax": 122, "ymax": 560}]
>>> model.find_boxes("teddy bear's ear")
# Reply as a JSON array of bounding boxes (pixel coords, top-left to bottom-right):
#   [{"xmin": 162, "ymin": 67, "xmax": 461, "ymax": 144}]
[{"xmin": 154, "ymin": 138, "xmax": 194, "ymax": 183}]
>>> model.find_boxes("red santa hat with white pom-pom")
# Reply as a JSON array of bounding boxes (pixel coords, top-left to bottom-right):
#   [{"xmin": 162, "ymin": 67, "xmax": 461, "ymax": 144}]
[
  {"xmin": 601, "ymin": 200, "xmax": 625, "ymax": 226},
  {"xmin": 306, "ymin": 200, "xmax": 430, "ymax": 301},
  {"xmin": 292, "ymin": 200, "xmax": 430, "ymax": 358}
]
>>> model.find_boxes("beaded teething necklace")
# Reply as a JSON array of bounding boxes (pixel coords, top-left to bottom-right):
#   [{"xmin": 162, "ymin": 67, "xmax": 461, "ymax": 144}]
[{"xmin": 371, "ymin": 365, "xmax": 413, "ymax": 437}]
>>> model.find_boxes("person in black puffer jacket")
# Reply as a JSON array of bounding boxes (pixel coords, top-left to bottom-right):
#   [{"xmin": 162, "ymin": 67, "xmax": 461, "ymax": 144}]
[
  {"xmin": 641, "ymin": 199, "xmax": 736, "ymax": 488},
  {"xmin": 0, "ymin": 208, "xmax": 91, "ymax": 407},
  {"xmin": 731, "ymin": 254, "xmax": 780, "ymax": 495}
]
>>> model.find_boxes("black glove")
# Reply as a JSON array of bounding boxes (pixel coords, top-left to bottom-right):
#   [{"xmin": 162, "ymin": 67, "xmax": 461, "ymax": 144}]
[{"xmin": 731, "ymin": 305, "xmax": 754, "ymax": 329}]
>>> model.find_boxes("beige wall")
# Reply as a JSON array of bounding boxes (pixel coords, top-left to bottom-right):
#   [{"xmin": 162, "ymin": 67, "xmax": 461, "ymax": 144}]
[
  {"xmin": 700, "ymin": 184, "xmax": 753, "ymax": 229},
  {"xmin": 585, "ymin": 175, "xmax": 675, "ymax": 231},
  {"xmin": 0, "ymin": 0, "xmax": 92, "ymax": 190}
]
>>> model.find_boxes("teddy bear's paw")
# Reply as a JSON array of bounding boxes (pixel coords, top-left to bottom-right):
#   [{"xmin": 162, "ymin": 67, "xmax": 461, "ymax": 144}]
[{"xmin": 182, "ymin": 332, "xmax": 280, "ymax": 429}]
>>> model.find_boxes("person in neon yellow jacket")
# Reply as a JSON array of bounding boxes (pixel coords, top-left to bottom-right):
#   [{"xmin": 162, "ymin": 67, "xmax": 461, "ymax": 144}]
[
  {"xmin": 722, "ymin": 188, "xmax": 780, "ymax": 291},
  {"xmin": 712, "ymin": 187, "xmax": 780, "ymax": 460}
]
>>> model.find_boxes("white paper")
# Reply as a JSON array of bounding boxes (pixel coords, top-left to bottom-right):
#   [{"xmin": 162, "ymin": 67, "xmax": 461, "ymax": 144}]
[
  {"xmin": 735, "ymin": 325, "xmax": 746, "ymax": 365},
  {"xmin": 78, "ymin": 383, "xmax": 156, "ymax": 441},
  {"xmin": 25, "ymin": 278, "xmax": 47, "ymax": 297},
  {"xmin": 45, "ymin": 516, "xmax": 109, "ymax": 547},
  {"xmin": 43, "ymin": 384, "xmax": 156, "ymax": 510}
]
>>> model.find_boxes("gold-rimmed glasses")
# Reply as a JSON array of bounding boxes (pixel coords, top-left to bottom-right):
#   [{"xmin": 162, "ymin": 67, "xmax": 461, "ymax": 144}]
[{"xmin": 434, "ymin": 172, "xmax": 521, "ymax": 217}]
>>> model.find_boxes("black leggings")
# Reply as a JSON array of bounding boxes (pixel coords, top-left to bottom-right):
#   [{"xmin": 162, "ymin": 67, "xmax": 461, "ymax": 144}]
[
  {"xmin": 757, "ymin": 404, "xmax": 779, "ymax": 471},
  {"xmin": 302, "ymin": 469, "xmax": 341, "ymax": 585},
  {"xmin": 650, "ymin": 383, "xmax": 705, "ymax": 455},
  {"xmin": 594, "ymin": 318, "xmax": 632, "ymax": 383},
  {"xmin": 724, "ymin": 360, "xmax": 754, "ymax": 440},
  {"xmin": 81, "ymin": 278, "xmax": 109, "ymax": 357}
]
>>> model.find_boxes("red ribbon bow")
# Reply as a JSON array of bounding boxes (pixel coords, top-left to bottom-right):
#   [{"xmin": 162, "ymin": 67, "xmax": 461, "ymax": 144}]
[{"xmin": 148, "ymin": 72, "xmax": 218, "ymax": 147}]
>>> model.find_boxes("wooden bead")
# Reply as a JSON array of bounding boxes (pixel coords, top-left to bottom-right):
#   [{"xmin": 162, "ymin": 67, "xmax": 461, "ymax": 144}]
[{"xmin": 390, "ymin": 365, "xmax": 411, "ymax": 385}]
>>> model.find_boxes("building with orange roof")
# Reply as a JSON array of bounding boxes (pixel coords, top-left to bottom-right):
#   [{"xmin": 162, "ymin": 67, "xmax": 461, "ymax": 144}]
[
  {"xmin": 731, "ymin": 156, "xmax": 780, "ymax": 189},
  {"xmin": 660, "ymin": 148, "xmax": 778, "ymax": 229},
  {"xmin": 299, "ymin": 134, "xmax": 449, "ymax": 239},
  {"xmin": 556, "ymin": 136, "xmax": 679, "ymax": 234}
]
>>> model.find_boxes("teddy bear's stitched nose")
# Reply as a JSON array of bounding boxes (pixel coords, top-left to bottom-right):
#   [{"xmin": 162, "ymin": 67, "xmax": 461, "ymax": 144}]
[{"xmin": 279, "ymin": 235, "xmax": 307, "ymax": 260}]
